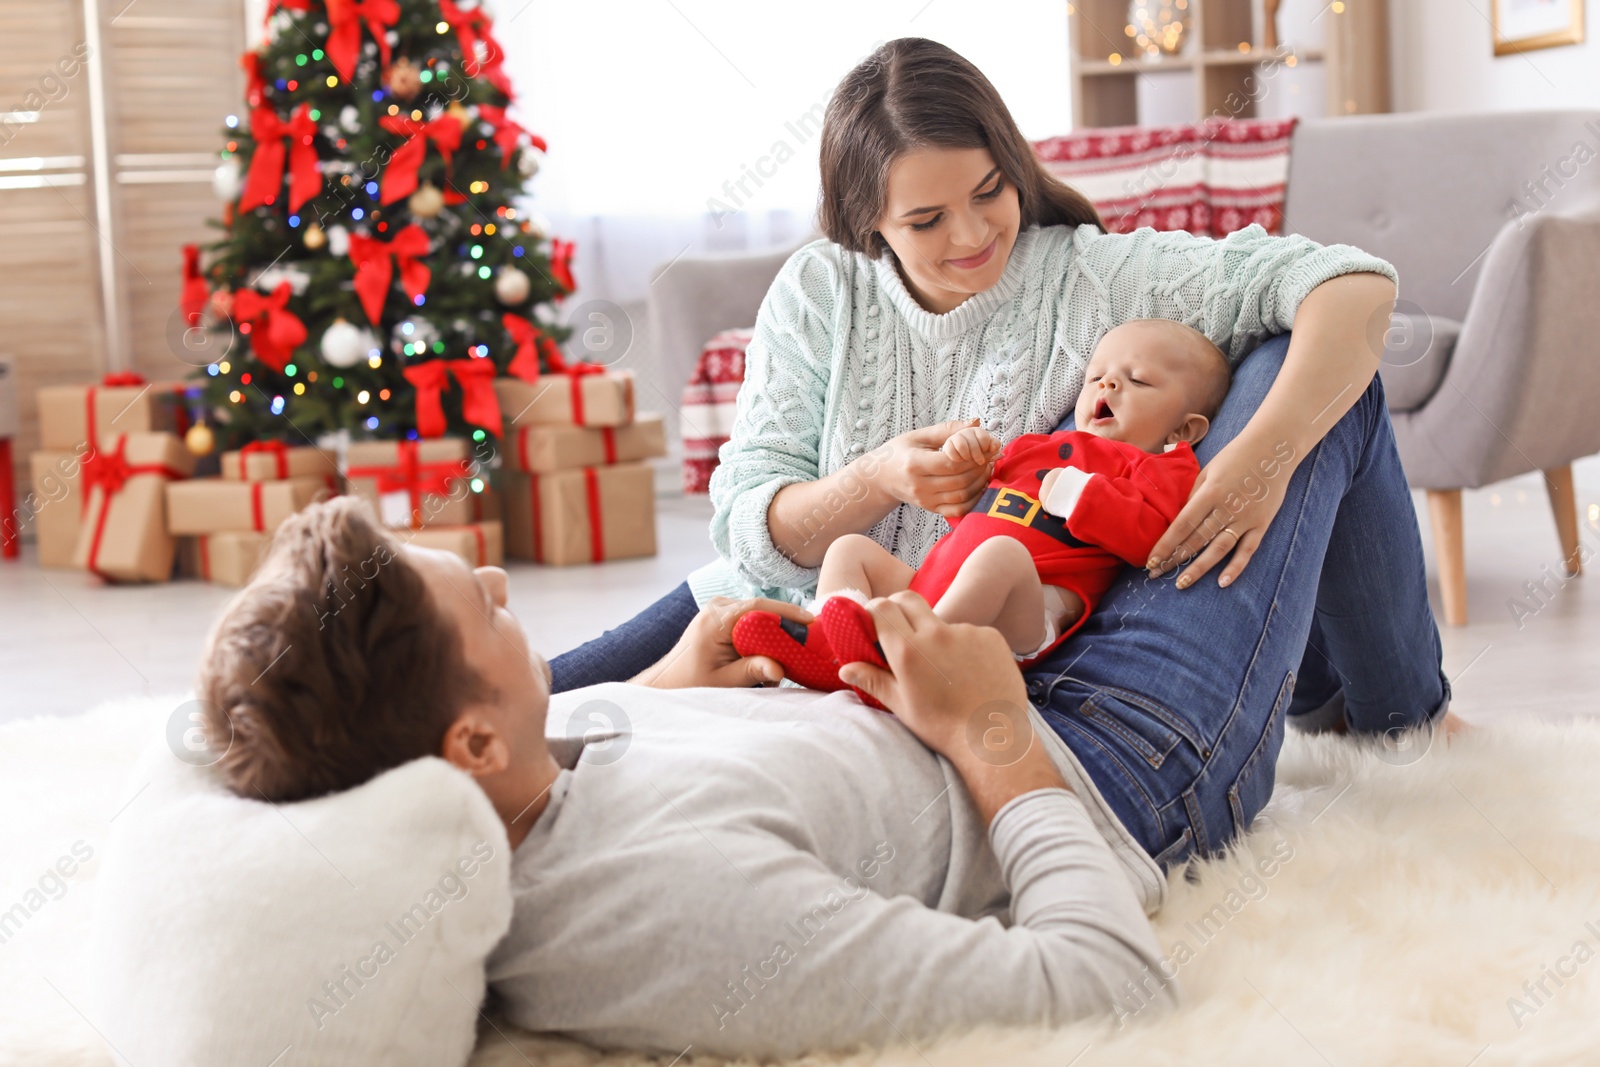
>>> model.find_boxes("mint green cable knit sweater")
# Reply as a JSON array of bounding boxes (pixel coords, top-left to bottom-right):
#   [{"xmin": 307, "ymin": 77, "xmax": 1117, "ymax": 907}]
[{"xmin": 690, "ymin": 222, "xmax": 1397, "ymax": 607}]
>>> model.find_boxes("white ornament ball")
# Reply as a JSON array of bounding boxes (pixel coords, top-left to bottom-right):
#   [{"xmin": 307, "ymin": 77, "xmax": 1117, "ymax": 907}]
[
  {"xmin": 320, "ymin": 319, "xmax": 377, "ymax": 368},
  {"xmin": 213, "ymin": 157, "xmax": 242, "ymax": 201},
  {"xmin": 494, "ymin": 266, "xmax": 532, "ymax": 305},
  {"xmin": 408, "ymin": 183, "xmax": 445, "ymax": 218},
  {"xmin": 326, "ymin": 224, "xmax": 350, "ymax": 258},
  {"xmin": 389, "ymin": 316, "xmax": 440, "ymax": 355},
  {"xmin": 518, "ymin": 146, "xmax": 543, "ymax": 178},
  {"xmin": 339, "ymin": 105, "xmax": 360, "ymax": 133}
]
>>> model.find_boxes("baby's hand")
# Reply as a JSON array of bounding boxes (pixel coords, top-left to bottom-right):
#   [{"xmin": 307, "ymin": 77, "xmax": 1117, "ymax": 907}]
[{"xmin": 941, "ymin": 426, "xmax": 1001, "ymax": 468}]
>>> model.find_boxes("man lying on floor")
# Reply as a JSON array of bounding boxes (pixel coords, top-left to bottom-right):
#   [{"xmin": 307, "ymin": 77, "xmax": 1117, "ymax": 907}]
[{"xmin": 198, "ymin": 498, "xmax": 1175, "ymax": 1059}]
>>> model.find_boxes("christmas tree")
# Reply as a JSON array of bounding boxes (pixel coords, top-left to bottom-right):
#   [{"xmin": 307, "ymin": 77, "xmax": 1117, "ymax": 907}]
[{"xmin": 192, "ymin": 0, "xmax": 575, "ymax": 451}]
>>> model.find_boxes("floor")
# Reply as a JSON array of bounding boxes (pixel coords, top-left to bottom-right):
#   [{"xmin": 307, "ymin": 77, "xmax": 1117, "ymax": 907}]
[{"xmin": 2, "ymin": 458, "xmax": 1598, "ymax": 726}]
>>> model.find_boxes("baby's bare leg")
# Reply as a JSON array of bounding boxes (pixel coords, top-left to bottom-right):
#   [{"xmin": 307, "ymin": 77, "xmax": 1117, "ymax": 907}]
[
  {"xmin": 817, "ymin": 533, "xmax": 916, "ymax": 600},
  {"xmin": 934, "ymin": 537, "xmax": 1052, "ymax": 655}
]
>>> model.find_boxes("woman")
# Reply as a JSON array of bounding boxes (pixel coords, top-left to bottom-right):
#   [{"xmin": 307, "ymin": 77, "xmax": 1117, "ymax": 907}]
[{"xmin": 553, "ymin": 38, "xmax": 1453, "ymax": 866}]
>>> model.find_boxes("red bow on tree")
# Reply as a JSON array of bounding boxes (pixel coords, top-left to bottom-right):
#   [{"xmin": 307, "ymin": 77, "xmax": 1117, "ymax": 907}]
[
  {"xmin": 232, "ymin": 282, "xmax": 307, "ymax": 373},
  {"xmin": 240, "ymin": 51, "xmax": 266, "ymax": 108},
  {"xmin": 377, "ymin": 113, "xmax": 463, "ymax": 205},
  {"xmin": 325, "ymin": 0, "xmax": 398, "ymax": 82},
  {"xmin": 451, "ymin": 358, "xmax": 503, "ymax": 437},
  {"xmin": 181, "ymin": 245, "xmax": 209, "ymax": 327},
  {"xmin": 263, "ymin": 0, "xmax": 310, "ymax": 23},
  {"xmin": 548, "ymin": 238, "xmax": 576, "ymax": 295},
  {"xmin": 348, "ymin": 224, "xmax": 431, "ymax": 326},
  {"xmin": 438, "ymin": 0, "xmax": 513, "ymax": 95},
  {"xmin": 476, "ymin": 104, "xmax": 546, "ymax": 171},
  {"xmin": 239, "ymin": 103, "xmax": 321, "ymax": 213},
  {"xmin": 501, "ymin": 313, "xmax": 563, "ymax": 381},
  {"xmin": 403, "ymin": 361, "xmax": 450, "ymax": 438}
]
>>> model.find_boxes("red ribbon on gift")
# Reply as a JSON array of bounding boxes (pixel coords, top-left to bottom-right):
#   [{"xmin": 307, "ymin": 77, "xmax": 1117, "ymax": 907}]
[
  {"xmin": 349, "ymin": 224, "xmax": 431, "ymax": 326},
  {"xmin": 501, "ymin": 313, "xmax": 564, "ymax": 382},
  {"xmin": 325, "ymin": 0, "xmax": 397, "ymax": 82},
  {"xmin": 525, "ymin": 467, "xmax": 604, "ymax": 563},
  {"xmin": 81, "ymin": 372, "xmax": 148, "ymax": 452},
  {"xmin": 347, "ymin": 440, "xmax": 470, "ymax": 530},
  {"xmin": 239, "ymin": 103, "xmax": 321, "ymax": 214},
  {"xmin": 450, "ymin": 358, "xmax": 503, "ymax": 437},
  {"xmin": 468, "ymin": 522, "xmax": 488, "ymax": 566},
  {"xmin": 378, "ymin": 113, "xmax": 462, "ymax": 205},
  {"xmin": 239, "ymin": 440, "xmax": 290, "ymax": 479},
  {"xmin": 548, "ymin": 238, "xmax": 576, "ymax": 295},
  {"xmin": 538, "ymin": 344, "xmax": 612, "ymax": 426},
  {"xmin": 181, "ymin": 245, "xmax": 209, "ymax": 327},
  {"xmin": 403, "ymin": 362, "xmax": 450, "ymax": 439},
  {"xmin": 80, "ymin": 434, "xmax": 190, "ymax": 581},
  {"xmin": 476, "ymin": 104, "xmax": 546, "ymax": 170},
  {"xmin": 232, "ymin": 282, "xmax": 307, "ymax": 373},
  {"xmin": 438, "ymin": 0, "xmax": 513, "ymax": 95}
]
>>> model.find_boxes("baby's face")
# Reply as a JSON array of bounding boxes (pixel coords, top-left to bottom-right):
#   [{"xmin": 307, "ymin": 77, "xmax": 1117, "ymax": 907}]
[{"xmin": 1073, "ymin": 324, "xmax": 1216, "ymax": 453}]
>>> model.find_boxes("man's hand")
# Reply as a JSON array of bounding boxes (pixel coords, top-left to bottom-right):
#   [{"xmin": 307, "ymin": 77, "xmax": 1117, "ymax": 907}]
[
  {"xmin": 838, "ymin": 592, "xmax": 1068, "ymax": 824},
  {"xmin": 631, "ymin": 597, "xmax": 811, "ymax": 690}
]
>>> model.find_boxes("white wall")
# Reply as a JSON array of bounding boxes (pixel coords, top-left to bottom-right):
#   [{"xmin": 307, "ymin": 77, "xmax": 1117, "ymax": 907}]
[{"xmin": 1392, "ymin": 0, "xmax": 1600, "ymax": 113}]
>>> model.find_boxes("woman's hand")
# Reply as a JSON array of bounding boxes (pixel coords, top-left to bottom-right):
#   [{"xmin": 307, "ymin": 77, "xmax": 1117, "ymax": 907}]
[
  {"xmin": 632, "ymin": 597, "xmax": 812, "ymax": 690},
  {"xmin": 838, "ymin": 592, "xmax": 1067, "ymax": 824},
  {"xmin": 875, "ymin": 418, "xmax": 995, "ymax": 518},
  {"xmin": 1147, "ymin": 431, "xmax": 1298, "ymax": 589}
]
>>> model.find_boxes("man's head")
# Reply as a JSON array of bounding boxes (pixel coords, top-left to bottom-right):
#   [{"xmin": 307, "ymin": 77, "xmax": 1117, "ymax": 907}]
[
  {"xmin": 197, "ymin": 497, "xmax": 552, "ymax": 820},
  {"xmin": 1073, "ymin": 319, "xmax": 1232, "ymax": 453}
]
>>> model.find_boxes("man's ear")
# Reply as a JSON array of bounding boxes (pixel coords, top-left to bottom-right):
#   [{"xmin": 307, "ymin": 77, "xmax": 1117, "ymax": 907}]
[
  {"xmin": 1167, "ymin": 413, "xmax": 1210, "ymax": 446},
  {"xmin": 439, "ymin": 709, "xmax": 512, "ymax": 778}
]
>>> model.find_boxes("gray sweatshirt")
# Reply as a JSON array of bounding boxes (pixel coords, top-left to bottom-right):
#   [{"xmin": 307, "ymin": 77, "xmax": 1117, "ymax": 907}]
[{"xmin": 486, "ymin": 682, "xmax": 1175, "ymax": 1059}]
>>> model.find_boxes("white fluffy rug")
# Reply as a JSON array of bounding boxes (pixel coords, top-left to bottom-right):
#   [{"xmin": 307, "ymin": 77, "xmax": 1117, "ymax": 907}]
[{"xmin": 4, "ymin": 698, "xmax": 1599, "ymax": 1067}]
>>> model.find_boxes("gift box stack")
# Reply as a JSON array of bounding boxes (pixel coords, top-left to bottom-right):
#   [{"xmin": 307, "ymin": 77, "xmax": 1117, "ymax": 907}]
[
  {"xmin": 494, "ymin": 366, "xmax": 663, "ymax": 565},
  {"xmin": 344, "ymin": 437, "xmax": 504, "ymax": 568},
  {"xmin": 166, "ymin": 441, "xmax": 340, "ymax": 586},
  {"xmin": 29, "ymin": 374, "xmax": 196, "ymax": 581}
]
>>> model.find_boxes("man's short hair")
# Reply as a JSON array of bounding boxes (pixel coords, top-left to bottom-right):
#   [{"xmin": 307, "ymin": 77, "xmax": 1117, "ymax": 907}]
[{"xmin": 197, "ymin": 496, "xmax": 491, "ymax": 803}]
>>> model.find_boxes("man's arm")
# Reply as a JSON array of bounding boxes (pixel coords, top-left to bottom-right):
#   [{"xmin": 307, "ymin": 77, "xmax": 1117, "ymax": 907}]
[{"xmin": 630, "ymin": 596, "xmax": 812, "ymax": 689}]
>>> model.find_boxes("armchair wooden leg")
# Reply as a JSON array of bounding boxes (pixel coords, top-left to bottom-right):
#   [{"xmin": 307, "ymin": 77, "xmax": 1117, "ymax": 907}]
[
  {"xmin": 1544, "ymin": 465, "xmax": 1584, "ymax": 578},
  {"xmin": 1427, "ymin": 489, "xmax": 1468, "ymax": 626}
]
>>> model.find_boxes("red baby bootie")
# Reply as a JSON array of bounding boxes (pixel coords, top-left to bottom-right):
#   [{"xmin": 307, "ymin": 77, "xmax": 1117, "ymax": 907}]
[
  {"xmin": 731, "ymin": 611, "xmax": 846, "ymax": 693},
  {"xmin": 816, "ymin": 597, "xmax": 890, "ymax": 711}
]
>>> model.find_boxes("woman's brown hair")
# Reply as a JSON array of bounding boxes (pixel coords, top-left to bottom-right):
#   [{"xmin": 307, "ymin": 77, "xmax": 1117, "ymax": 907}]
[
  {"xmin": 197, "ymin": 496, "xmax": 490, "ymax": 803},
  {"xmin": 818, "ymin": 37, "xmax": 1104, "ymax": 257}
]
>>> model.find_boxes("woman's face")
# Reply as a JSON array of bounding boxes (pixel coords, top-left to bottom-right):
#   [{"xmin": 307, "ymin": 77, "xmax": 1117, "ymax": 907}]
[{"xmin": 875, "ymin": 146, "xmax": 1021, "ymax": 315}]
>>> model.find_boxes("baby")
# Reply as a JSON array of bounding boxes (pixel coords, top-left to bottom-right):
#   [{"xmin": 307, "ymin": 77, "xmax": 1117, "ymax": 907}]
[{"xmin": 734, "ymin": 318, "xmax": 1232, "ymax": 706}]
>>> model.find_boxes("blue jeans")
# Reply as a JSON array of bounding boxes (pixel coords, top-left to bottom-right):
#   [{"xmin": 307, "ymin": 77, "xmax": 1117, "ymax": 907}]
[
  {"xmin": 548, "ymin": 581, "xmax": 700, "ymax": 693},
  {"xmin": 1028, "ymin": 332, "xmax": 1449, "ymax": 869}
]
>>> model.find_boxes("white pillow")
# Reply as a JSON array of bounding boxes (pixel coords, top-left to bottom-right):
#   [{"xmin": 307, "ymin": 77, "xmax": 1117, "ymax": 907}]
[{"xmin": 91, "ymin": 742, "xmax": 512, "ymax": 1067}]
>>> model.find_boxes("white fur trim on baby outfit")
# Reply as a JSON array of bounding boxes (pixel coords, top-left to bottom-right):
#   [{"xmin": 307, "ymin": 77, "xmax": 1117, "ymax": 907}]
[{"xmin": 1041, "ymin": 466, "xmax": 1096, "ymax": 519}]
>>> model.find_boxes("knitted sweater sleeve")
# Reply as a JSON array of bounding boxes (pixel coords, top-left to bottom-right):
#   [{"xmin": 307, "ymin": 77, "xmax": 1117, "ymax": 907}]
[
  {"xmin": 1066, "ymin": 223, "xmax": 1398, "ymax": 363},
  {"xmin": 707, "ymin": 244, "xmax": 842, "ymax": 592}
]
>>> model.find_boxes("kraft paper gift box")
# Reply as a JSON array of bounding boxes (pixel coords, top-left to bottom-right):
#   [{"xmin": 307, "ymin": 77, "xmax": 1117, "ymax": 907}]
[
  {"xmin": 187, "ymin": 531, "xmax": 271, "ymax": 587},
  {"xmin": 221, "ymin": 441, "xmax": 339, "ymax": 483},
  {"xmin": 501, "ymin": 462, "xmax": 656, "ymax": 565},
  {"xmin": 28, "ymin": 450, "xmax": 87, "ymax": 569},
  {"xmin": 72, "ymin": 432, "xmax": 196, "ymax": 582},
  {"xmin": 345, "ymin": 438, "xmax": 498, "ymax": 529},
  {"xmin": 504, "ymin": 414, "xmax": 666, "ymax": 473},
  {"xmin": 494, "ymin": 370, "xmax": 636, "ymax": 429},
  {"xmin": 166, "ymin": 476, "xmax": 332, "ymax": 535},
  {"xmin": 37, "ymin": 376, "xmax": 184, "ymax": 451},
  {"xmin": 399, "ymin": 520, "xmax": 504, "ymax": 568}
]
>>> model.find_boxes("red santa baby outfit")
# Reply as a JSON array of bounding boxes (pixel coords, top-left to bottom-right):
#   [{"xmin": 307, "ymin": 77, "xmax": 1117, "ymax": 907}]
[{"xmin": 907, "ymin": 430, "xmax": 1200, "ymax": 664}]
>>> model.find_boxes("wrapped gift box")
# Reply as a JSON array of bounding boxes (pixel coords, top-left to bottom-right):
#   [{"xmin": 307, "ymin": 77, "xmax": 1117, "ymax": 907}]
[
  {"xmin": 181, "ymin": 531, "xmax": 271, "ymax": 587},
  {"xmin": 37, "ymin": 376, "xmax": 185, "ymax": 451},
  {"xmin": 166, "ymin": 476, "xmax": 332, "ymax": 535},
  {"xmin": 72, "ymin": 433, "xmax": 196, "ymax": 582},
  {"xmin": 495, "ymin": 370, "xmax": 635, "ymax": 429},
  {"xmin": 501, "ymin": 462, "xmax": 656, "ymax": 565},
  {"xmin": 400, "ymin": 520, "xmax": 504, "ymax": 568},
  {"xmin": 221, "ymin": 441, "xmax": 339, "ymax": 483},
  {"xmin": 28, "ymin": 450, "xmax": 87, "ymax": 569},
  {"xmin": 505, "ymin": 414, "xmax": 666, "ymax": 474},
  {"xmin": 345, "ymin": 438, "xmax": 496, "ymax": 529}
]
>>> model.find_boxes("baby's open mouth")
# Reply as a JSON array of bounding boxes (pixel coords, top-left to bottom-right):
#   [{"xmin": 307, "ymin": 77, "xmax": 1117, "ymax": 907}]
[{"xmin": 1093, "ymin": 397, "xmax": 1114, "ymax": 421}]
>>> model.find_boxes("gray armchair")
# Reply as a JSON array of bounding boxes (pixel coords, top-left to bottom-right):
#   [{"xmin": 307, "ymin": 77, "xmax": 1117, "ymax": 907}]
[
  {"xmin": 1286, "ymin": 110, "xmax": 1600, "ymax": 624},
  {"xmin": 646, "ymin": 111, "xmax": 1600, "ymax": 625}
]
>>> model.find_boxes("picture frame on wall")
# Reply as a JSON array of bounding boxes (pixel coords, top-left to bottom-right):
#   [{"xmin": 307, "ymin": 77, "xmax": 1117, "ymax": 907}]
[{"xmin": 1492, "ymin": 0, "xmax": 1585, "ymax": 55}]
